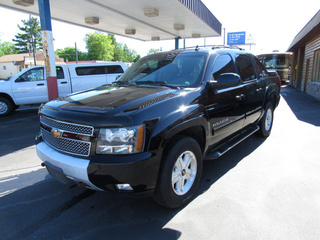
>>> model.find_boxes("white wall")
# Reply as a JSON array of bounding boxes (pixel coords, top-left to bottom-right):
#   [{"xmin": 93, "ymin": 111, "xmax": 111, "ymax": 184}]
[{"xmin": 0, "ymin": 62, "xmax": 21, "ymax": 79}]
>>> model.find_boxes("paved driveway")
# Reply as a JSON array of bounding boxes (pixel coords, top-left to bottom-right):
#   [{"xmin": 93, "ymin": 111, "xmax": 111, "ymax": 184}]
[{"xmin": 0, "ymin": 85, "xmax": 319, "ymax": 240}]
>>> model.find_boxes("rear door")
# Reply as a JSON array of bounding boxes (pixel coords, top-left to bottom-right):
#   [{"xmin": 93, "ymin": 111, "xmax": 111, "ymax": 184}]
[
  {"xmin": 56, "ymin": 65, "xmax": 72, "ymax": 97},
  {"xmin": 206, "ymin": 54, "xmax": 246, "ymax": 146},
  {"xmin": 235, "ymin": 54, "xmax": 265, "ymax": 126}
]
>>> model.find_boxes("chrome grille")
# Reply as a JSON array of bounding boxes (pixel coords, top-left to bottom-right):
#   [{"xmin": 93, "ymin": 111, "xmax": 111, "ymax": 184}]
[
  {"xmin": 40, "ymin": 116, "xmax": 93, "ymax": 157},
  {"xmin": 40, "ymin": 116, "xmax": 94, "ymax": 136}
]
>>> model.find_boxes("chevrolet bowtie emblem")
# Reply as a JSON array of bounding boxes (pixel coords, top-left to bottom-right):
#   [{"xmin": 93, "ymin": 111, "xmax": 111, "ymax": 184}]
[{"xmin": 51, "ymin": 128, "xmax": 63, "ymax": 138}]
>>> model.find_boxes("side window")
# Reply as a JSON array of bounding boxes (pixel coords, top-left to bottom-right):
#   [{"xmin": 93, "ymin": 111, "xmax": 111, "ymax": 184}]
[
  {"xmin": 56, "ymin": 66, "xmax": 65, "ymax": 79},
  {"xmin": 106, "ymin": 65, "xmax": 124, "ymax": 74},
  {"xmin": 211, "ymin": 54, "xmax": 235, "ymax": 80},
  {"xmin": 235, "ymin": 54, "xmax": 257, "ymax": 81},
  {"xmin": 252, "ymin": 56, "xmax": 267, "ymax": 77},
  {"xmin": 76, "ymin": 66, "xmax": 106, "ymax": 76},
  {"xmin": 17, "ymin": 67, "xmax": 44, "ymax": 82}
]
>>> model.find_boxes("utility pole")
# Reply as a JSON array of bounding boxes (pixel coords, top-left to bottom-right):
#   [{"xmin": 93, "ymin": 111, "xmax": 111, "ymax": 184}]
[
  {"xmin": 75, "ymin": 42, "xmax": 78, "ymax": 63},
  {"xmin": 29, "ymin": 15, "xmax": 37, "ymax": 66}
]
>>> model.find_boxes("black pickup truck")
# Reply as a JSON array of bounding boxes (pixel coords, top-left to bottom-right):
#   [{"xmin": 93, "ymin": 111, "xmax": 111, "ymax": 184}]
[{"xmin": 36, "ymin": 46, "xmax": 280, "ymax": 208}]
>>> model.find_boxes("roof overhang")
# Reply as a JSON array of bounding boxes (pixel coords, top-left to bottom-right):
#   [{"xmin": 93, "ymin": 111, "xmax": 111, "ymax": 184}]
[
  {"xmin": 0, "ymin": 0, "xmax": 221, "ymax": 41},
  {"xmin": 287, "ymin": 10, "xmax": 320, "ymax": 52}
]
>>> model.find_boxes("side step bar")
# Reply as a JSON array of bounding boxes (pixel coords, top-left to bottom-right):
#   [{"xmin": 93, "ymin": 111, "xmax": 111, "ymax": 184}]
[{"xmin": 205, "ymin": 125, "xmax": 260, "ymax": 160}]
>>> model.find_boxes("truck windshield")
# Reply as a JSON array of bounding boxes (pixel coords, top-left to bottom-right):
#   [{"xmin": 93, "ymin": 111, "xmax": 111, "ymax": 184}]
[
  {"xmin": 114, "ymin": 51, "xmax": 208, "ymax": 88},
  {"xmin": 258, "ymin": 53, "xmax": 291, "ymax": 69}
]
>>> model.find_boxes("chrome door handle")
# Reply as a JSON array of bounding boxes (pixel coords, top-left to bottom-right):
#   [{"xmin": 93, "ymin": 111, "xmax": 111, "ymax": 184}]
[{"xmin": 236, "ymin": 94, "xmax": 245, "ymax": 100}]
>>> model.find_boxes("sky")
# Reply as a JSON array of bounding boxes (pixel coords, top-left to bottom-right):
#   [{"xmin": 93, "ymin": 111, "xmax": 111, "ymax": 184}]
[{"xmin": 0, "ymin": 1, "xmax": 319, "ymax": 57}]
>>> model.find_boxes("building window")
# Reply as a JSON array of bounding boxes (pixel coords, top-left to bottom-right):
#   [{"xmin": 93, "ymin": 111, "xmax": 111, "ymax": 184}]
[
  {"xmin": 312, "ymin": 49, "xmax": 320, "ymax": 82},
  {"xmin": 3, "ymin": 66, "xmax": 6, "ymax": 70}
]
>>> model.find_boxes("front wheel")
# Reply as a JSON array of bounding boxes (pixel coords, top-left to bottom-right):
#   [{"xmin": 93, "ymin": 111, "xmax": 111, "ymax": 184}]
[
  {"xmin": 153, "ymin": 136, "xmax": 203, "ymax": 209},
  {"xmin": 257, "ymin": 101, "xmax": 274, "ymax": 137},
  {"xmin": 0, "ymin": 96, "xmax": 14, "ymax": 116}
]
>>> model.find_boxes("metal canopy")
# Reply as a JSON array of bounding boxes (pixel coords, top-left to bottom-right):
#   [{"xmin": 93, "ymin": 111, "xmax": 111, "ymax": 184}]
[{"xmin": 0, "ymin": 0, "xmax": 221, "ymax": 41}]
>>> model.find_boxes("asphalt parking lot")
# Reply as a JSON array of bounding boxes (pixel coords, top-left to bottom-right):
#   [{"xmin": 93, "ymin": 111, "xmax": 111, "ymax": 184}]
[{"xmin": 1, "ymin": 85, "xmax": 320, "ymax": 240}]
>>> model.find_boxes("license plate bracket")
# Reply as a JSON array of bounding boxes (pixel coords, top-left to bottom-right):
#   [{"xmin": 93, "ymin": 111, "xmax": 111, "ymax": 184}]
[{"xmin": 45, "ymin": 161, "xmax": 73, "ymax": 184}]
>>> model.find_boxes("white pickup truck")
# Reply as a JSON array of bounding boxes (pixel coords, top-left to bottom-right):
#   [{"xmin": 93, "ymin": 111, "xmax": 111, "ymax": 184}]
[{"xmin": 0, "ymin": 62, "xmax": 127, "ymax": 116}]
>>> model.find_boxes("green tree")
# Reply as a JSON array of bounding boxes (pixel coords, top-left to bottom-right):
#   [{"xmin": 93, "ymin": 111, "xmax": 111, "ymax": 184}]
[
  {"xmin": 121, "ymin": 44, "xmax": 140, "ymax": 62},
  {"xmin": 148, "ymin": 48, "xmax": 160, "ymax": 54},
  {"xmin": 109, "ymin": 34, "xmax": 123, "ymax": 61},
  {"xmin": 108, "ymin": 34, "xmax": 141, "ymax": 62},
  {"xmin": 55, "ymin": 47, "xmax": 88, "ymax": 62},
  {"xmin": 85, "ymin": 33, "xmax": 114, "ymax": 61},
  {"xmin": 12, "ymin": 17, "xmax": 42, "ymax": 53},
  {"xmin": 0, "ymin": 42, "xmax": 18, "ymax": 56}
]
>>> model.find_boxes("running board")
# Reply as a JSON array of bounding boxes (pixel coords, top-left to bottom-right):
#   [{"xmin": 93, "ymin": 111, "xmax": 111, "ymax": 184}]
[{"xmin": 205, "ymin": 125, "xmax": 260, "ymax": 160}]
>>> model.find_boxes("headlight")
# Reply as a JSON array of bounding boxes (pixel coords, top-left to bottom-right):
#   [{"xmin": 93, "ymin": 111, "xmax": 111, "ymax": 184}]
[{"xmin": 96, "ymin": 125, "xmax": 145, "ymax": 154}]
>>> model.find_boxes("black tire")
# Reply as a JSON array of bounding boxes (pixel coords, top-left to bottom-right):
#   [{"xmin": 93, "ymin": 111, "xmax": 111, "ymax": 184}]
[
  {"xmin": 153, "ymin": 136, "xmax": 203, "ymax": 209},
  {"xmin": 0, "ymin": 96, "xmax": 14, "ymax": 116},
  {"xmin": 257, "ymin": 101, "xmax": 274, "ymax": 137}
]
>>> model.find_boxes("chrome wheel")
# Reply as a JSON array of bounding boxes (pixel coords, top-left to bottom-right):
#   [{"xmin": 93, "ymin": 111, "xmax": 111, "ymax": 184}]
[
  {"xmin": 153, "ymin": 136, "xmax": 203, "ymax": 208},
  {"xmin": 264, "ymin": 108, "xmax": 273, "ymax": 131},
  {"xmin": 0, "ymin": 101, "xmax": 8, "ymax": 115},
  {"xmin": 172, "ymin": 150, "xmax": 197, "ymax": 195}
]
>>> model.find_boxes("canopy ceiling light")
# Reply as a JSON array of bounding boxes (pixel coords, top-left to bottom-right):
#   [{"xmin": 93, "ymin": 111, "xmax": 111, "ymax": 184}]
[
  {"xmin": 192, "ymin": 33, "xmax": 201, "ymax": 38},
  {"xmin": 125, "ymin": 29, "xmax": 136, "ymax": 35},
  {"xmin": 174, "ymin": 24, "xmax": 185, "ymax": 31},
  {"xmin": 151, "ymin": 36, "xmax": 160, "ymax": 41},
  {"xmin": 84, "ymin": 17, "xmax": 99, "ymax": 25},
  {"xmin": 12, "ymin": 0, "xmax": 34, "ymax": 6},
  {"xmin": 144, "ymin": 8, "xmax": 159, "ymax": 17}
]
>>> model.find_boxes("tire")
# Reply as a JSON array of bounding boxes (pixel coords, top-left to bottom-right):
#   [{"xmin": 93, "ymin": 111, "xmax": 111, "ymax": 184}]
[
  {"xmin": 0, "ymin": 96, "xmax": 14, "ymax": 116},
  {"xmin": 153, "ymin": 136, "xmax": 203, "ymax": 209},
  {"xmin": 257, "ymin": 101, "xmax": 274, "ymax": 137}
]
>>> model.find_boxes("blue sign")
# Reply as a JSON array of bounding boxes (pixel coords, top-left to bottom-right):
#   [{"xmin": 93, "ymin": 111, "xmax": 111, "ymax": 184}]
[{"xmin": 227, "ymin": 32, "xmax": 246, "ymax": 45}]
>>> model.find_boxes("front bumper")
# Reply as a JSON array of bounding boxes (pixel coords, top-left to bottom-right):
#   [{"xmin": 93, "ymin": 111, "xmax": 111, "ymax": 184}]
[{"xmin": 36, "ymin": 142, "xmax": 161, "ymax": 196}]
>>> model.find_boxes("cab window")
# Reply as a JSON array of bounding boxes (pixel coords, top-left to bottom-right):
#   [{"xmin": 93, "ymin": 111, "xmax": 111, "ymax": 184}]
[
  {"xmin": 235, "ymin": 54, "xmax": 256, "ymax": 81},
  {"xmin": 56, "ymin": 66, "xmax": 65, "ymax": 79},
  {"xmin": 17, "ymin": 67, "xmax": 44, "ymax": 82}
]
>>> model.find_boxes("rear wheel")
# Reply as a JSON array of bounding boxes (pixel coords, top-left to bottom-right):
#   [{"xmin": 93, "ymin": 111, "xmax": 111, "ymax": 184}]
[
  {"xmin": 0, "ymin": 96, "xmax": 14, "ymax": 116},
  {"xmin": 257, "ymin": 101, "xmax": 274, "ymax": 137},
  {"xmin": 153, "ymin": 136, "xmax": 203, "ymax": 208}
]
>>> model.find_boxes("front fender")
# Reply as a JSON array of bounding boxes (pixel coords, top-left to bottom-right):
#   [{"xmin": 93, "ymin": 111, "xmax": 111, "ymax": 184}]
[{"xmin": 147, "ymin": 103, "xmax": 209, "ymax": 153}]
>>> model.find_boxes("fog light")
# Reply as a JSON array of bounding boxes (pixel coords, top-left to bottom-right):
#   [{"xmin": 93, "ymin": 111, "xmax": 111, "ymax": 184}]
[{"xmin": 115, "ymin": 184, "xmax": 133, "ymax": 191}]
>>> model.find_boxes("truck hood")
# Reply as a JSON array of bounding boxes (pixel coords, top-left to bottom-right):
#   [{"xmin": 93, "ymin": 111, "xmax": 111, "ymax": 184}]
[{"xmin": 43, "ymin": 85, "xmax": 177, "ymax": 114}]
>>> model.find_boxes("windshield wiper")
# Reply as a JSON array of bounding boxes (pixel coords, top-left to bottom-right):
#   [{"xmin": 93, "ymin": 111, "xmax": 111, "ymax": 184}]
[
  {"xmin": 112, "ymin": 81, "xmax": 136, "ymax": 86},
  {"xmin": 135, "ymin": 80, "xmax": 159, "ymax": 85},
  {"xmin": 135, "ymin": 80, "xmax": 179, "ymax": 89}
]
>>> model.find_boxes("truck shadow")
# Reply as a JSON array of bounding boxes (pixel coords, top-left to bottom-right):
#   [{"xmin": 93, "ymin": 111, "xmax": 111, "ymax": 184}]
[
  {"xmin": 280, "ymin": 85, "xmax": 320, "ymax": 126},
  {"xmin": 0, "ymin": 135, "xmax": 265, "ymax": 240},
  {"xmin": 199, "ymin": 134, "xmax": 266, "ymax": 195},
  {"xmin": 0, "ymin": 108, "xmax": 39, "ymax": 157}
]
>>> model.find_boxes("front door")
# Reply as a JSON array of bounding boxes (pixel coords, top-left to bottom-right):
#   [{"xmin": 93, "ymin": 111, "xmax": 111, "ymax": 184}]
[
  {"xmin": 12, "ymin": 67, "xmax": 48, "ymax": 105},
  {"xmin": 206, "ymin": 54, "xmax": 246, "ymax": 146}
]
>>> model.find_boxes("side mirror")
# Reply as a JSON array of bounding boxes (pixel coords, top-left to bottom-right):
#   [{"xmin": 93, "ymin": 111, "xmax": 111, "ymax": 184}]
[{"xmin": 211, "ymin": 73, "xmax": 241, "ymax": 90}]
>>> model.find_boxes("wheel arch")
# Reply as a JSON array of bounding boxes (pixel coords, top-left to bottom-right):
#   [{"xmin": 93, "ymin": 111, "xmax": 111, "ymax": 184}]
[
  {"xmin": 160, "ymin": 117, "xmax": 208, "ymax": 158},
  {"xmin": 0, "ymin": 93, "xmax": 15, "ymax": 105}
]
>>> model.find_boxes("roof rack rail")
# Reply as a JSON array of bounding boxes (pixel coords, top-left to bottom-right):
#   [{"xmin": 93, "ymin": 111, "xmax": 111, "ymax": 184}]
[
  {"xmin": 209, "ymin": 45, "xmax": 245, "ymax": 50},
  {"xmin": 175, "ymin": 45, "xmax": 245, "ymax": 51}
]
